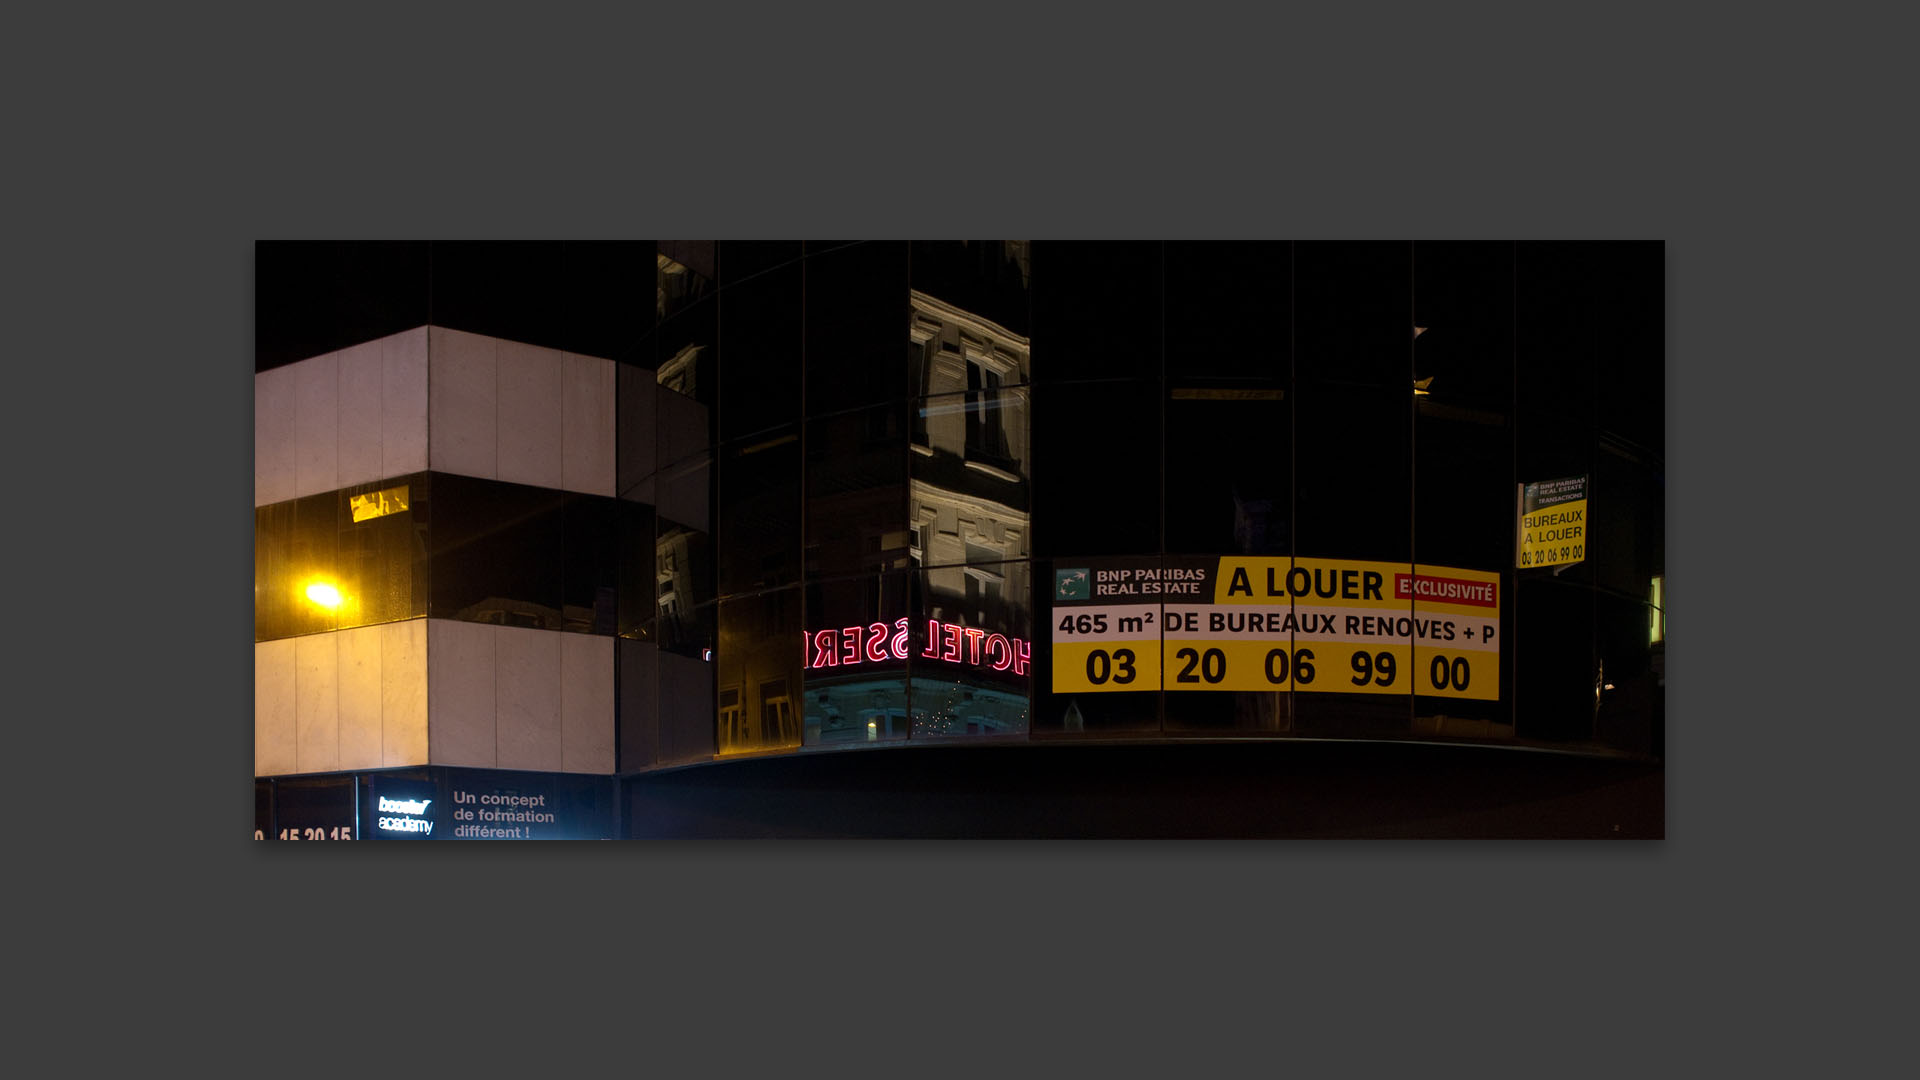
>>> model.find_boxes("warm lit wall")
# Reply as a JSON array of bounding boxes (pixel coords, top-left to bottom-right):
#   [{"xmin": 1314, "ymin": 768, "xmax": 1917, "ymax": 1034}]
[
  {"xmin": 426, "ymin": 326, "xmax": 616, "ymax": 495},
  {"xmin": 255, "ymin": 619, "xmax": 428, "ymax": 775},
  {"xmin": 253, "ymin": 619, "xmax": 616, "ymax": 776},
  {"xmin": 253, "ymin": 325, "xmax": 616, "ymax": 508},
  {"xmin": 255, "ymin": 327, "xmax": 429, "ymax": 505},
  {"xmin": 424, "ymin": 620, "xmax": 616, "ymax": 773},
  {"xmin": 256, "ymin": 325, "xmax": 624, "ymax": 777}
]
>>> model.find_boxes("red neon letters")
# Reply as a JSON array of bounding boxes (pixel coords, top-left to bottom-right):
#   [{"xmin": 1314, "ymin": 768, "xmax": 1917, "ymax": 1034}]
[{"xmin": 803, "ymin": 617, "xmax": 1028, "ymax": 676}]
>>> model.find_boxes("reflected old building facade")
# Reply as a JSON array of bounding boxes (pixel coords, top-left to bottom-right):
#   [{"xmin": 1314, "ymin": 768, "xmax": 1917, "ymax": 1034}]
[
  {"xmin": 794, "ymin": 263, "xmax": 1036, "ymax": 750},
  {"xmin": 254, "ymin": 241, "xmax": 1663, "ymax": 838}
]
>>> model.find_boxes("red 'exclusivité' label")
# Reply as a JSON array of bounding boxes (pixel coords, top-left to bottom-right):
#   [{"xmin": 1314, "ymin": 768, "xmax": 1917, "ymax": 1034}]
[{"xmin": 1393, "ymin": 573, "xmax": 1497, "ymax": 608}]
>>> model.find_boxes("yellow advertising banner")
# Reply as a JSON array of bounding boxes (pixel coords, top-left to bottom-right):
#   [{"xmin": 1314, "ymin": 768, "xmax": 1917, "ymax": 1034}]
[
  {"xmin": 1404, "ymin": 563, "xmax": 1501, "ymax": 701},
  {"xmin": 1050, "ymin": 606, "xmax": 1163, "ymax": 694},
  {"xmin": 1050, "ymin": 557, "xmax": 1499, "ymax": 699}
]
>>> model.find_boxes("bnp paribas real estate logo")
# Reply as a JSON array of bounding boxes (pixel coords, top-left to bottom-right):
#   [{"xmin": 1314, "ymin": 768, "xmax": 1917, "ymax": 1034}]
[{"xmin": 1055, "ymin": 568, "xmax": 1090, "ymax": 601}]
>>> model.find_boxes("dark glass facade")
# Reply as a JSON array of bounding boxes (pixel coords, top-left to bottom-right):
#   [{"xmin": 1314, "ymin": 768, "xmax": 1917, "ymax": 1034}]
[
  {"xmin": 257, "ymin": 241, "xmax": 1664, "ymax": 814},
  {"xmin": 254, "ymin": 472, "xmax": 627, "ymax": 641}
]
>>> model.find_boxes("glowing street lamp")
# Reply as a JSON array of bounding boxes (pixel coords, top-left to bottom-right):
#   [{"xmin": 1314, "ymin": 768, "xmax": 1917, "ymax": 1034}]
[{"xmin": 305, "ymin": 582, "xmax": 343, "ymax": 609}]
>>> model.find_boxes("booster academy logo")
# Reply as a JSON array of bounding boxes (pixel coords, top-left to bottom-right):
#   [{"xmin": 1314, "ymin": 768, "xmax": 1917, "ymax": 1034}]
[{"xmin": 1055, "ymin": 568, "xmax": 1090, "ymax": 600}]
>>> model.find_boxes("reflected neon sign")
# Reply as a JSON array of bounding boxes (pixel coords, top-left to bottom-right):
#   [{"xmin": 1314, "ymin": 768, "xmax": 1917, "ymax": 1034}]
[{"xmin": 804, "ymin": 618, "xmax": 1030, "ymax": 676}]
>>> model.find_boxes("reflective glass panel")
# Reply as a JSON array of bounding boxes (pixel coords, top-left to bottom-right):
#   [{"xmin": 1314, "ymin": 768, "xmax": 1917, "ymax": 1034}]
[
  {"xmin": 803, "ymin": 572, "xmax": 912, "ymax": 746},
  {"xmin": 716, "ymin": 587, "xmax": 804, "ymax": 755}
]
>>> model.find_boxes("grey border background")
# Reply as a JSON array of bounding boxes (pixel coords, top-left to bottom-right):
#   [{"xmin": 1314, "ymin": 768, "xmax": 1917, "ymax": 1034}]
[{"xmin": 22, "ymin": 5, "xmax": 1903, "ymax": 1074}]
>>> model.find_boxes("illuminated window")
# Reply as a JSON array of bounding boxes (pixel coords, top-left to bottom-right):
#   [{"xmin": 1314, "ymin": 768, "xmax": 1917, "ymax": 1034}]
[
  {"xmin": 348, "ymin": 483, "xmax": 410, "ymax": 523},
  {"xmin": 862, "ymin": 708, "xmax": 908, "ymax": 741}
]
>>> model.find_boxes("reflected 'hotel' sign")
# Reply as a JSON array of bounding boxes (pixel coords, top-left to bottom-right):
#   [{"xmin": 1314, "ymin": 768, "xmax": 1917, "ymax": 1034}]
[{"xmin": 804, "ymin": 617, "xmax": 1031, "ymax": 676}]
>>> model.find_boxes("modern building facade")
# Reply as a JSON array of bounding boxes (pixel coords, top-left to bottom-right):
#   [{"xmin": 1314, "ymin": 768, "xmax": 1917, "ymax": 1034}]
[{"xmin": 254, "ymin": 241, "xmax": 1664, "ymax": 839}]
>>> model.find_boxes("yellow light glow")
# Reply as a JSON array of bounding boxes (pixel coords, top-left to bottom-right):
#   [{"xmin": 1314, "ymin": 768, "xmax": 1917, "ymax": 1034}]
[
  {"xmin": 306, "ymin": 582, "xmax": 343, "ymax": 608},
  {"xmin": 349, "ymin": 484, "xmax": 410, "ymax": 523}
]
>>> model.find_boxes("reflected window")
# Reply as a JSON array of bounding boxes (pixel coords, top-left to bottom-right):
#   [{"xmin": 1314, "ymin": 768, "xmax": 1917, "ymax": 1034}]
[
  {"xmin": 658, "ymin": 251, "xmax": 710, "ymax": 323},
  {"xmin": 909, "ymin": 290, "xmax": 1030, "ymax": 470},
  {"xmin": 966, "ymin": 354, "xmax": 1008, "ymax": 465},
  {"xmin": 717, "ymin": 589, "xmax": 802, "ymax": 754},
  {"xmin": 866, "ymin": 708, "xmax": 908, "ymax": 741},
  {"xmin": 719, "ymin": 687, "xmax": 744, "ymax": 748},
  {"xmin": 657, "ymin": 342, "xmax": 702, "ymax": 398},
  {"xmin": 963, "ymin": 562, "xmax": 1004, "ymax": 628},
  {"xmin": 760, "ymin": 678, "xmax": 797, "ymax": 746},
  {"xmin": 653, "ymin": 523, "xmax": 712, "ymax": 656},
  {"xmin": 655, "ymin": 541, "xmax": 684, "ymax": 642}
]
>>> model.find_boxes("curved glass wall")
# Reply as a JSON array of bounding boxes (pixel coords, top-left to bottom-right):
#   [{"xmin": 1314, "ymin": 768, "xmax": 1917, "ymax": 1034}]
[{"xmin": 677, "ymin": 240, "xmax": 1661, "ymax": 759}]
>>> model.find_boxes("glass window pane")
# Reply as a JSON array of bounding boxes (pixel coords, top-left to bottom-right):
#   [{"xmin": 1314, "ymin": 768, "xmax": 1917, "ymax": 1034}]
[
  {"xmin": 1515, "ymin": 241, "xmax": 1600, "ymax": 590},
  {"xmin": 255, "ymin": 499, "xmax": 295, "ymax": 641},
  {"xmin": 256, "ymin": 474, "xmax": 428, "ymax": 641},
  {"xmin": 653, "ymin": 520, "xmax": 714, "ymax": 658},
  {"xmin": 1029, "ymin": 242, "xmax": 1158, "ymax": 384},
  {"xmin": 910, "ymin": 563, "xmax": 1032, "ymax": 739},
  {"xmin": 427, "ymin": 474, "xmax": 565, "ymax": 630},
  {"xmin": 1592, "ymin": 242, "xmax": 1664, "ymax": 460},
  {"xmin": 716, "ymin": 587, "xmax": 803, "ymax": 755},
  {"xmin": 717, "ymin": 424, "xmax": 800, "ymax": 597},
  {"xmin": 1164, "ymin": 241, "xmax": 1289, "ymax": 382},
  {"xmin": 1292, "ymin": 242, "xmax": 1414, "ymax": 737},
  {"xmin": 1595, "ymin": 593, "xmax": 1660, "ymax": 756},
  {"xmin": 910, "ymin": 241, "xmax": 1031, "ymax": 341},
  {"xmin": 1514, "ymin": 577, "xmax": 1594, "ymax": 743},
  {"xmin": 656, "ymin": 244, "xmax": 717, "ymax": 407},
  {"xmin": 808, "ymin": 401, "xmax": 909, "ymax": 580},
  {"xmin": 803, "ymin": 572, "xmax": 912, "ymax": 746},
  {"xmin": 560, "ymin": 493, "xmax": 618, "ymax": 635},
  {"xmin": 1165, "ymin": 396, "xmax": 1291, "ymax": 556},
  {"xmin": 719, "ymin": 241, "xmax": 802, "ymax": 285},
  {"xmin": 806, "ymin": 240, "xmax": 908, "ymax": 416},
  {"xmin": 1412, "ymin": 242, "xmax": 1516, "ymax": 739},
  {"xmin": 1030, "ymin": 379, "xmax": 1159, "ymax": 558},
  {"xmin": 617, "ymin": 500, "xmax": 657, "ymax": 642},
  {"xmin": 718, "ymin": 262, "xmax": 802, "ymax": 442}
]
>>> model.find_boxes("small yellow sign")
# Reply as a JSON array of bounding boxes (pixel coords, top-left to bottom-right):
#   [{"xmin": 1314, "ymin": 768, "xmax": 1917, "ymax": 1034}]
[{"xmin": 1517, "ymin": 477, "xmax": 1586, "ymax": 569}]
